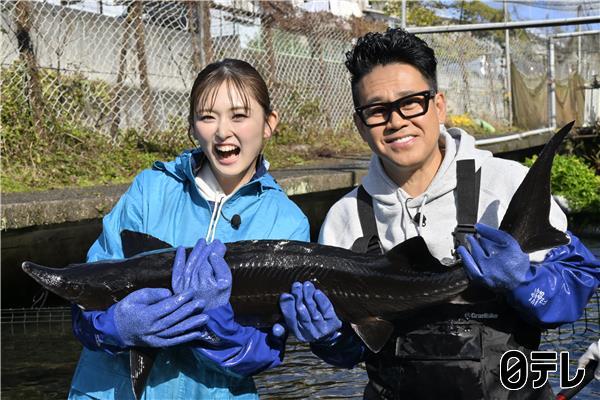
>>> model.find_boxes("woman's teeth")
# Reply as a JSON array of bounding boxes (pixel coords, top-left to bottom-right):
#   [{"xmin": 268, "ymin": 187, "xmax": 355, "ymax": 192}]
[{"xmin": 215, "ymin": 144, "xmax": 240, "ymax": 157}]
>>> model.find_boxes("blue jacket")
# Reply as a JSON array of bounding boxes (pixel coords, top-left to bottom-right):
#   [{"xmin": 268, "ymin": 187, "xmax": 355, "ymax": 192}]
[
  {"xmin": 68, "ymin": 149, "xmax": 310, "ymax": 400},
  {"xmin": 311, "ymin": 233, "xmax": 600, "ymax": 369}
]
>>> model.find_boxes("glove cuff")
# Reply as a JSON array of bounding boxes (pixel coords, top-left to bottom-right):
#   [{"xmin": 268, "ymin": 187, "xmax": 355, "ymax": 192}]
[
  {"xmin": 314, "ymin": 330, "xmax": 342, "ymax": 346},
  {"xmin": 199, "ymin": 303, "xmax": 241, "ymax": 346},
  {"xmin": 101, "ymin": 303, "xmax": 128, "ymax": 348}
]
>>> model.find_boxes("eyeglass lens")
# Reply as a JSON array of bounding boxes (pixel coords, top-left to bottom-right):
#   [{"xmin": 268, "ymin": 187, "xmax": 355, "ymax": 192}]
[{"xmin": 360, "ymin": 92, "xmax": 432, "ymax": 127}]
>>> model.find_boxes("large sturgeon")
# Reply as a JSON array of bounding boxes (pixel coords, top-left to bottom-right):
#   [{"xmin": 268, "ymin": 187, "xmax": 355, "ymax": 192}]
[{"xmin": 21, "ymin": 122, "xmax": 574, "ymax": 399}]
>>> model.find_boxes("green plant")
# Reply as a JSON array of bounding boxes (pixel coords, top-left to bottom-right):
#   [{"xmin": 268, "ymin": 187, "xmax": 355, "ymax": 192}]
[
  {"xmin": 524, "ymin": 154, "xmax": 600, "ymax": 213},
  {"xmin": 1, "ymin": 62, "xmax": 371, "ymax": 193}
]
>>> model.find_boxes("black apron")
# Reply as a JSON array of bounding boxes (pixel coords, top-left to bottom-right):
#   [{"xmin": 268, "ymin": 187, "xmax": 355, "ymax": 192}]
[{"xmin": 352, "ymin": 160, "xmax": 553, "ymax": 400}]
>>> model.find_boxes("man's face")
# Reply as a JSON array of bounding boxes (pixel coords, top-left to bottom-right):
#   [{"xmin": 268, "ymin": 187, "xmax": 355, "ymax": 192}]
[{"xmin": 354, "ymin": 63, "xmax": 446, "ymax": 180}]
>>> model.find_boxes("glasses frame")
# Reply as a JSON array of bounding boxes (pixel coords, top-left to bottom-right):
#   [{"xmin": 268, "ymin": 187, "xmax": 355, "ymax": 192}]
[{"xmin": 355, "ymin": 89, "xmax": 437, "ymax": 128}]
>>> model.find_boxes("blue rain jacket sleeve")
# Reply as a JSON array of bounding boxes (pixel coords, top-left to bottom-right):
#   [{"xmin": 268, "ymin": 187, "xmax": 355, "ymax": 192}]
[
  {"xmin": 70, "ymin": 175, "xmax": 145, "ymax": 352},
  {"xmin": 507, "ymin": 232, "xmax": 600, "ymax": 327},
  {"xmin": 86, "ymin": 174, "xmax": 145, "ymax": 263},
  {"xmin": 309, "ymin": 324, "xmax": 366, "ymax": 369},
  {"xmin": 192, "ymin": 304, "xmax": 286, "ymax": 377}
]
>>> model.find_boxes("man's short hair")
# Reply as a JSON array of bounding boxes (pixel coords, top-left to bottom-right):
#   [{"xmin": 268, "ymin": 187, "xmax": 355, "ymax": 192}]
[{"xmin": 345, "ymin": 28, "xmax": 438, "ymax": 107}]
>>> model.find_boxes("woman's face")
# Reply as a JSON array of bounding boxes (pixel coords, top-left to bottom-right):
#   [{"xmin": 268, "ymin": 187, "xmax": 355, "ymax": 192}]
[{"xmin": 192, "ymin": 81, "xmax": 278, "ymax": 194}]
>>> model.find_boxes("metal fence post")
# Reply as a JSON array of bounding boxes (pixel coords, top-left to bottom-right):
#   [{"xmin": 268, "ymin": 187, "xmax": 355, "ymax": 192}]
[
  {"xmin": 401, "ymin": 0, "xmax": 406, "ymax": 29},
  {"xmin": 504, "ymin": 0, "xmax": 512, "ymax": 126},
  {"xmin": 548, "ymin": 36, "xmax": 556, "ymax": 129}
]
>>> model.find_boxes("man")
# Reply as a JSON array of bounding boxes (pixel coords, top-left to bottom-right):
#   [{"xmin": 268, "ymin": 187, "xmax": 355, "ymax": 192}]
[{"xmin": 278, "ymin": 28, "xmax": 599, "ymax": 399}]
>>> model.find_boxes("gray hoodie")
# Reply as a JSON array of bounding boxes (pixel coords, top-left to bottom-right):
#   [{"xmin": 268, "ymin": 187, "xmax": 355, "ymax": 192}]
[{"xmin": 319, "ymin": 126, "xmax": 567, "ymax": 263}]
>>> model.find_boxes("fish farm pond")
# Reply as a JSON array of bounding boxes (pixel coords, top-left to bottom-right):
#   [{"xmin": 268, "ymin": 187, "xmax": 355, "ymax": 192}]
[{"xmin": 1, "ymin": 238, "xmax": 599, "ymax": 399}]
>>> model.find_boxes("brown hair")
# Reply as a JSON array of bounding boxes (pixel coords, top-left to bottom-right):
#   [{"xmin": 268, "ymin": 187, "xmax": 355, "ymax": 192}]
[{"xmin": 188, "ymin": 59, "xmax": 272, "ymax": 141}]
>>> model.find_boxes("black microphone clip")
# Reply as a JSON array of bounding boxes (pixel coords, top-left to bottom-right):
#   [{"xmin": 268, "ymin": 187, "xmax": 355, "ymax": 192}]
[
  {"xmin": 220, "ymin": 208, "xmax": 242, "ymax": 229},
  {"xmin": 230, "ymin": 214, "xmax": 241, "ymax": 229},
  {"xmin": 413, "ymin": 212, "xmax": 427, "ymax": 227}
]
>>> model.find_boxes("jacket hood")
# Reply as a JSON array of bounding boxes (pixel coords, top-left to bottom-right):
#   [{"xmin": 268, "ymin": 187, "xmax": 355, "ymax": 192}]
[
  {"xmin": 152, "ymin": 148, "xmax": 278, "ymax": 192},
  {"xmin": 363, "ymin": 125, "xmax": 493, "ymax": 209}
]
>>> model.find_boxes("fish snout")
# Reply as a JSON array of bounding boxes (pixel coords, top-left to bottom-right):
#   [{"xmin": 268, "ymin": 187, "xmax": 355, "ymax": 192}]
[{"xmin": 21, "ymin": 261, "xmax": 84, "ymax": 302}]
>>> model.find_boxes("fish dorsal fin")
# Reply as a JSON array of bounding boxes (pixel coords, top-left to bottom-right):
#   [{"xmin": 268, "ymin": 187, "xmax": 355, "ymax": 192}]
[
  {"xmin": 351, "ymin": 317, "xmax": 395, "ymax": 353},
  {"xmin": 121, "ymin": 230, "xmax": 173, "ymax": 258},
  {"xmin": 499, "ymin": 122, "xmax": 573, "ymax": 252},
  {"xmin": 130, "ymin": 347, "xmax": 158, "ymax": 400},
  {"xmin": 385, "ymin": 236, "xmax": 446, "ymax": 273}
]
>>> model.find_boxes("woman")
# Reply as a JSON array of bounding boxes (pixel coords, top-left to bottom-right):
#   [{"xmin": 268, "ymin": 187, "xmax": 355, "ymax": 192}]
[{"xmin": 68, "ymin": 59, "xmax": 310, "ymax": 399}]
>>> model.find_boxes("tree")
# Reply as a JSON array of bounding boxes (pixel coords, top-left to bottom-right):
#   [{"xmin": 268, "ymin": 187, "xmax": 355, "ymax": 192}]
[
  {"xmin": 384, "ymin": 1, "xmax": 505, "ymax": 28},
  {"xmin": 384, "ymin": 1, "xmax": 445, "ymax": 26},
  {"xmin": 452, "ymin": 1, "xmax": 504, "ymax": 24}
]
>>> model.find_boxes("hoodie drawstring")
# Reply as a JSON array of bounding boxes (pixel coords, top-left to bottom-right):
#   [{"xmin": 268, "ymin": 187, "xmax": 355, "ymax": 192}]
[
  {"xmin": 405, "ymin": 194, "xmax": 429, "ymax": 236},
  {"xmin": 205, "ymin": 195, "xmax": 225, "ymax": 243},
  {"xmin": 417, "ymin": 194, "xmax": 428, "ymax": 229}
]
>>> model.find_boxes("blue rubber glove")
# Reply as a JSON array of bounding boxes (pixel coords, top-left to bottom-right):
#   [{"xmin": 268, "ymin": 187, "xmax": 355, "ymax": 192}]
[
  {"xmin": 193, "ymin": 303, "xmax": 287, "ymax": 377},
  {"xmin": 71, "ymin": 305, "xmax": 127, "ymax": 354},
  {"xmin": 507, "ymin": 233, "xmax": 599, "ymax": 326},
  {"xmin": 457, "ymin": 223, "xmax": 530, "ymax": 292},
  {"xmin": 171, "ymin": 238, "xmax": 232, "ymax": 310},
  {"xmin": 278, "ymin": 281, "xmax": 342, "ymax": 343},
  {"xmin": 310, "ymin": 324, "xmax": 367, "ymax": 369},
  {"xmin": 113, "ymin": 288, "xmax": 209, "ymax": 347}
]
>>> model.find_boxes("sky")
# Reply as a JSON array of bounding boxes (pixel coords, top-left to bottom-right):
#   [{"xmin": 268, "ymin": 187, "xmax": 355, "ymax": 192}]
[
  {"xmin": 480, "ymin": 1, "xmax": 599, "ymax": 33},
  {"xmin": 48, "ymin": 0, "xmax": 600, "ymax": 32},
  {"xmin": 489, "ymin": 0, "xmax": 599, "ymax": 20}
]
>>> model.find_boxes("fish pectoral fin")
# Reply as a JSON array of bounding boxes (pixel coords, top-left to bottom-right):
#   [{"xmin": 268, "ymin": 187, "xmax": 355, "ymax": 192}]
[
  {"xmin": 130, "ymin": 347, "xmax": 158, "ymax": 400},
  {"xmin": 121, "ymin": 230, "xmax": 174, "ymax": 258},
  {"xmin": 351, "ymin": 317, "xmax": 395, "ymax": 354}
]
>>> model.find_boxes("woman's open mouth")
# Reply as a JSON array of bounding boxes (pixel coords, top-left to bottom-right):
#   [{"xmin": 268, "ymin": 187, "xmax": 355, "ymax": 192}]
[{"xmin": 214, "ymin": 144, "xmax": 241, "ymax": 165}]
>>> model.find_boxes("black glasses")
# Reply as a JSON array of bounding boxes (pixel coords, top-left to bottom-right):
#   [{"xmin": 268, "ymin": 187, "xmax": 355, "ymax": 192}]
[{"xmin": 355, "ymin": 90, "xmax": 437, "ymax": 127}]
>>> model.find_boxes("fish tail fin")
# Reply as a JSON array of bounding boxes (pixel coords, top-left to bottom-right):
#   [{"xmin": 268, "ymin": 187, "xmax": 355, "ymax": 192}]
[{"xmin": 130, "ymin": 348, "xmax": 158, "ymax": 400}]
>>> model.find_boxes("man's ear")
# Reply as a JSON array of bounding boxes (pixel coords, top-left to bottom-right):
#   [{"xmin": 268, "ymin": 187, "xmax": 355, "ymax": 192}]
[
  {"xmin": 434, "ymin": 92, "xmax": 447, "ymax": 123},
  {"xmin": 264, "ymin": 110, "xmax": 279, "ymax": 139},
  {"xmin": 353, "ymin": 112, "xmax": 370, "ymax": 143}
]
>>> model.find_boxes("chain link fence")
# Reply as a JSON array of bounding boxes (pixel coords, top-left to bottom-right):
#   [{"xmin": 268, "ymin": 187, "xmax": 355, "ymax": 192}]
[
  {"xmin": 421, "ymin": 31, "xmax": 508, "ymax": 122},
  {"xmin": 1, "ymin": 1, "xmax": 599, "ymax": 147}
]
